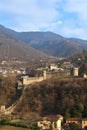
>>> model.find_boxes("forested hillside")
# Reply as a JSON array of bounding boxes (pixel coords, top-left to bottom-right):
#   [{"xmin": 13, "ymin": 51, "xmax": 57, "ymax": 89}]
[
  {"xmin": 14, "ymin": 78, "xmax": 87, "ymax": 118},
  {"xmin": 0, "ymin": 76, "xmax": 87, "ymax": 119},
  {"xmin": 0, "ymin": 76, "xmax": 16, "ymax": 106},
  {"xmin": 18, "ymin": 32, "xmax": 84, "ymax": 57},
  {"xmin": 0, "ymin": 25, "xmax": 49, "ymax": 63}
]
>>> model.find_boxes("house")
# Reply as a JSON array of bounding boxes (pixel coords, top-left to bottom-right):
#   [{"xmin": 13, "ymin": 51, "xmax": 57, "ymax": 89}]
[
  {"xmin": 37, "ymin": 120, "xmax": 51, "ymax": 130},
  {"xmin": 82, "ymin": 118, "xmax": 87, "ymax": 129},
  {"xmin": 37, "ymin": 115, "xmax": 63, "ymax": 130},
  {"xmin": 66, "ymin": 118, "xmax": 87, "ymax": 129},
  {"xmin": 50, "ymin": 64, "xmax": 59, "ymax": 71},
  {"xmin": 63, "ymin": 62, "xmax": 73, "ymax": 69},
  {"xmin": 0, "ymin": 105, "xmax": 5, "ymax": 113},
  {"xmin": 83, "ymin": 73, "xmax": 87, "ymax": 78},
  {"xmin": 73, "ymin": 67, "xmax": 79, "ymax": 77},
  {"xmin": 66, "ymin": 118, "xmax": 80, "ymax": 125}
]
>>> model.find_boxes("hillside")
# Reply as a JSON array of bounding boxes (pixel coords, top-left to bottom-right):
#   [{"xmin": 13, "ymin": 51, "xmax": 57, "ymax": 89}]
[
  {"xmin": 15, "ymin": 78, "xmax": 87, "ymax": 118},
  {"xmin": 0, "ymin": 25, "xmax": 49, "ymax": 64},
  {"xmin": 67, "ymin": 50, "xmax": 87, "ymax": 77},
  {"xmin": 0, "ymin": 24, "xmax": 87, "ymax": 58},
  {"xmin": 1, "ymin": 77, "xmax": 87, "ymax": 119},
  {"xmin": 0, "ymin": 76, "xmax": 16, "ymax": 106},
  {"xmin": 70, "ymin": 38, "xmax": 87, "ymax": 48},
  {"xmin": 17, "ymin": 32, "xmax": 87, "ymax": 57}
]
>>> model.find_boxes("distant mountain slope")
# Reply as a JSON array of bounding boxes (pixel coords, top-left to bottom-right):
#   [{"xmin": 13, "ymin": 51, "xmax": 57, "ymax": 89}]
[
  {"xmin": 69, "ymin": 38, "xmax": 87, "ymax": 48},
  {"xmin": 0, "ymin": 25, "xmax": 49, "ymax": 63},
  {"xmin": 0, "ymin": 24, "xmax": 87, "ymax": 58},
  {"xmin": 17, "ymin": 32, "xmax": 87, "ymax": 57}
]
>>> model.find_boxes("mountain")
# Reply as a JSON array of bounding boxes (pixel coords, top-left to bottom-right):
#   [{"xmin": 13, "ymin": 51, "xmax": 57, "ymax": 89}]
[
  {"xmin": 0, "ymin": 24, "xmax": 87, "ymax": 58},
  {"xmin": 17, "ymin": 31, "xmax": 87, "ymax": 57},
  {"xmin": 69, "ymin": 38, "xmax": 87, "ymax": 48},
  {"xmin": 0, "ymin": 25, "xmax": 49, "ymax": 64}
]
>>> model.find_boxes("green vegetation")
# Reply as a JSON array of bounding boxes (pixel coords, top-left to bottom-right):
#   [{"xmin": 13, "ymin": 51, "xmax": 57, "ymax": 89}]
[
  {"xmin": 0, "ymin": 119, "xmax": 40, "ymax": 130},
  {"xmin": 64, "ymin": 122, "xmax": 81, "ymax": 130},
  {"xmin": 0, "ymin": 119, "xmax": 28, "ymax": 128},
  {"xmin": 0, "ymin": 125, "xmax": 28, "ymax": 130},
  {"xmin": 0, "ymin": 119, "xmax": 10, "ymax": 125}
]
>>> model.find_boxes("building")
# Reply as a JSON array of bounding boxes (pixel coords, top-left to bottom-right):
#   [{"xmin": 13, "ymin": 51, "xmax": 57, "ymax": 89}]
[
  {"xmin": 73, "ymin": 67, "xmax": 79, "ymax": 77},
  {"xmin": 83, "ymin": 73, "xmax": 87, "ymax": 78},
  {"xmin": 19, "ymin": 65, "xmax": 79, "ymax": 86},
  {"xmin": 46, "ymin": 69, "xmax": 71, "ymax": 79},
  {"xmin": 66, "ymin": 118, "xmax": 87, "ymax": 129},
  {"xmin": 0, "ymin": 105, "xmax": 5, "ymax": 113},
  {"xmin": 37, "ymin": 120, "xmax": 51, "ymax": 130},
  {"xmin": 50, "ymin": 64, "xmax": 59, "ymax": 71},
  {"xmin": 56, "ymin": 115, "xmax": 63, "ymax": 130},
  {"xmin": 37, "ymin": 115, "xmax": 63, "ymax": 130},
  {"xmin": 66, "ymin": 118, "xmax": 80, "ymax": 124},
  {"xmin": 82, "ymin": 118, "xmax": 87, "ymax": 129}
]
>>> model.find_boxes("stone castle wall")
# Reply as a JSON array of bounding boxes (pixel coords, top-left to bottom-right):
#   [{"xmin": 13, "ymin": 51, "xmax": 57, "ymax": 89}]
[
  {"xmin": 22, "ymin": 69, "xmax": 71, "ymax": 85},
  {"xmin": 23, "ymin": 76, "xmax": 45, "ymax": 85}
]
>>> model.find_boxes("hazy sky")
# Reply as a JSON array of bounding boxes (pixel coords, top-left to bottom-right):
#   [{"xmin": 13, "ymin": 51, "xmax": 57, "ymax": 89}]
[{"xmin": 0, "ymin": 0, "xmax": 87, "ymax": 39}]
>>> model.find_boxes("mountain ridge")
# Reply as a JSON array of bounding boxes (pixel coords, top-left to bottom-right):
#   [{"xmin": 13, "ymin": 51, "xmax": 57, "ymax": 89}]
[
  {"xmin": 17, "ymin": 31, "xmax": 86, "ymax": 57},
  {"xmin": 0, "ymin": 24, "xmax": 87, "ymax": 58},
  {"xmin": 0, "ymin": 25, "xmax": 50, "ymax": 64}
]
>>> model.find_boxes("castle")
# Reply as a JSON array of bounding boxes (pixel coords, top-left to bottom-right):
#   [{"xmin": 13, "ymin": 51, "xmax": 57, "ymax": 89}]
[{"xmin": 18, "ymin": 65, "xmax": 79, "ymax": 86}]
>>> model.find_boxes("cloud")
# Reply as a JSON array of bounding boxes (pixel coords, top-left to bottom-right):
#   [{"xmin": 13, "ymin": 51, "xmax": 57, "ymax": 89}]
[
  {"xmin": 63, "ymin": 0, "xmax": 87, "ymax": 22},
  {"xmin": 0, "ymin": 0, "xmax": 87, "ymax": 39},
  {"xmin": 0, "ymin": 0, "xmax": 60, "ymax": 31},
  {"xmin": 59, "ymin": 0, "xmax": 87, "ymax": 39}
]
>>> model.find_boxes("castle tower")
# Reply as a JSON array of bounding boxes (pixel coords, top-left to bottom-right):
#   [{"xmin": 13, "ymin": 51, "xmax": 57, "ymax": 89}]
[
  {"xmin": 50, "ymin": 64, "xmax": 58, "ymax": 71},
  {"xmin": 73, "ymin": 67, "xmax": 79, "ymax": 77},
  {"xmin": 56, "ymin": 115, "xmax": 63, "ymax": 130},
  {"xmin": 22, "ymin": 76, "xmax": 29, "ymax": 85},
  {"xmin": 43, "ymin": 70, "xmax": 47, "ymax": 80}
]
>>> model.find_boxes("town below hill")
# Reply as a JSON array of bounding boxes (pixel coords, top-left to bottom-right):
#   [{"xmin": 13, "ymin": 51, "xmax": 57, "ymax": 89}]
[
  {"xmin": 0, "ymin": 24, "xmax": 87, "ymax": 130},
  {"xmin": 0, "ymin": 51, "xmax": 87, "ymax": 130}
]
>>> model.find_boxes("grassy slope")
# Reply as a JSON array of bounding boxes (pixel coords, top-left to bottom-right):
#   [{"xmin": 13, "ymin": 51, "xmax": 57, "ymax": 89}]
[{"xmin": 0, "ymin": 125, "xmax": 28, "ymax": 130}]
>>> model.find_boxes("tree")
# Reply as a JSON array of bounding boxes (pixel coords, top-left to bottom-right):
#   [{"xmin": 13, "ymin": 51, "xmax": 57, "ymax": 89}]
[
  {"xmin": 69, "ymin": 123, "xmax": 80, "ymax": 130},
  {"xmin": 84, "ymin": 126, "xmax": 87, "ymax": 130},
  {"xmin": 65, "ymin": 109, "xmax": 71, "ymax": 119}
]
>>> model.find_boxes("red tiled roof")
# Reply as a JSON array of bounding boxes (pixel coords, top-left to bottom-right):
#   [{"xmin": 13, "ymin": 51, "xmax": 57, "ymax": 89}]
[
  {"xmin": 66, "ymin": 118, "xmax": 87, "ymax": 121},
  {"xmin": 43, "ymin": 114, "xmax": 63, "ymax": 121}
]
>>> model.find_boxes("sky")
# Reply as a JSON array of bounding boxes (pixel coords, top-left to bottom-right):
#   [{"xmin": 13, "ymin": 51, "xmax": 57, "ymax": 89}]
[{"xmin": 0, "ymin": 0, "xmax": 87, "ymax": 39}]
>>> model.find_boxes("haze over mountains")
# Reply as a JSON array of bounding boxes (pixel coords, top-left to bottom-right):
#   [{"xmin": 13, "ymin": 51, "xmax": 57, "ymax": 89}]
[{"xmin": 0, "ymin": 24, "xmax": 87, "ymax": 61}]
